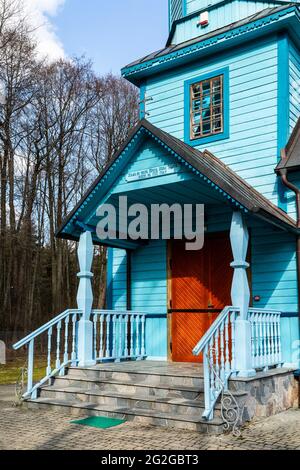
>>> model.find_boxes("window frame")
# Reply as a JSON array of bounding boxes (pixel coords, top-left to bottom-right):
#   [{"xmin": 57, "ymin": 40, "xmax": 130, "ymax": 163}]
[{"xmin": 184, "ymin": 67, "xmax": 230, "ymax": 147}]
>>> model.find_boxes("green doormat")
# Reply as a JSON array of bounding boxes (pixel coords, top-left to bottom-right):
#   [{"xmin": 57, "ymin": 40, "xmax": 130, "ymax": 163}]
[{"xmin": 71, "ymin": 416, "xmax": 126, "ymax": 429}]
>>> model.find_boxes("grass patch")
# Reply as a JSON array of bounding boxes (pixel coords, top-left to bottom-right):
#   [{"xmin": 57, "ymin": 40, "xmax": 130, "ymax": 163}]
[{"xmin": 0, "ymin": 356, "xmax": 48, "ymax": 385}]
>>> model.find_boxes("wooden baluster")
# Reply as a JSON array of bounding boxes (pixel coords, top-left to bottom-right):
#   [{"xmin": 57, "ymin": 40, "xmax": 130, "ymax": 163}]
[
  {"xmin": 56, "ymin": 321, "xmax": 61, "ymax": 369},
  {"xmin": 135, "ymin": 315, "xmax": 140, "ymax": 357},
  {"xmin": 262, "ymin": 314, "xmax": 268, "ymax": 369},
  {"xmin": 220, "ymin": 320, "xmax": 225, "ymax": 382},
  {"xmin": 46, "ymin": 327, "xmax": 52, "ymax": 376},
  {"xmin": 63, "ymin": 316, "xmax": 70, "ymax": 364},
  {"xmin": 130, "ymin": 315, "xmax": 134, "ymax": 357},
  {"xmin": 231, "ymin": 311, "xmax": 236, "ymax": 371},
  {"xmin": 112, "ymin": 314, "xmax": 117, "ymax": 358},
  {"xmin": 214, "ymin": 330, "xmax": 220, "ymax": 385},
  {"xmin": 225, "ymin": 315, "xmax": 230, "ymax": 374},
  {"xmin": 99, "ymin": 314, "xmax": 104, "ymax": 358},
  {"xmin": 203, "ymin": 343, "xmax": 211, "ymax": 417},
  {"xmin": 124, "ymin": 315, "xmax": 129, "ymax": 357},
  {"xmin": 93, "ymin": 314, "xmax": 98, "ymax": 359},
  {"xmin": 141, "ymin": 315, "xmax": 146, "ymax": 357},
  {"xmin": 118, "ymin": 315, "xmax": 123, "ymax": 360},
  {"xmin": 209, "ymin": 338, "xmax": 214, "ymax": 395},
  {"xmin": 106, "ymin": 314, "xmax": 111, "ymax": 358},
  {"xmin": 27, "ymin": 339, "xmax": 34, "ymax": 396},
  {"xmin": 277, "ymin": 314, "xmax": 282, "ymax": 364},
  {"xmin": 71, "ymin": 313, "xmax": 77, "ymax": 366},
  {"xmin": 270, "ymin": 314, "xmax": 275, "ymax": 365},
  {"xmin": 255, "ymin": 314, "xmax": 260, "ymax": 369},
  {"xmin": 266, "ymin": 314, "xmax": 271, "ymax": 366},
  {"xmin": 259, "ymin": 314, "xmax": 264, "ymax": 368},
  {"xmin": 250, "ymin": 313, "xmax": 255, "ymax": 369}
]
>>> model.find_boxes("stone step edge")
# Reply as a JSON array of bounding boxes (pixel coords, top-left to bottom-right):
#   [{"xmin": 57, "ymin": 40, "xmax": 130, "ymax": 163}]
[
  {"xmin": 55, "ymin": 375, "xmax": 204, "ymax": 393},
  {"xmin": 28, "ymin": 397, "xmax": 225, "ymax": 426},
  {"xmin": 40, "ymin": 385, "xmax": 210, "ymax": 409},
  {"xmin": 67, "ymin": 366, "xmax": 204, "ymax": 380}
]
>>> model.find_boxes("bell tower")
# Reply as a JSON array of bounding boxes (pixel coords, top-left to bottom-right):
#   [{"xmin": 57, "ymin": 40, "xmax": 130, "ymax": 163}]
[{"xmin": 168, "ymin": 1, "xmax": 299, "ymax": 44}]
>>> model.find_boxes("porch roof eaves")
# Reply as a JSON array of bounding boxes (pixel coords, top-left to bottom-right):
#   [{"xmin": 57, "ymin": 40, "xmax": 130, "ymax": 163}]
[{"xmin": 55, "ymin": 119, "xmax": 298, "ymax": 242}]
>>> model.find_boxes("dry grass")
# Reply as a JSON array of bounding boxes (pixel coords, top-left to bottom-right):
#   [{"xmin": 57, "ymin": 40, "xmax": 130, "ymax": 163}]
[{"xmin": 0, "ymin": 356, "xmax": 48, "ymax": 385}]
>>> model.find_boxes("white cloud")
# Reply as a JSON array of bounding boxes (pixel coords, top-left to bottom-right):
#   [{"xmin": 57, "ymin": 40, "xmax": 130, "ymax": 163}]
[{"xmin": 22, "ymin": 0, "xmax": 66, "ymax": 61}]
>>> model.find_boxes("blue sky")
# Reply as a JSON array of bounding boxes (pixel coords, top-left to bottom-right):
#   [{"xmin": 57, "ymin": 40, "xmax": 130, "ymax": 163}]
[{"xmin": 52, "ymin": 0, "xmax": 169, "ymax": 75}]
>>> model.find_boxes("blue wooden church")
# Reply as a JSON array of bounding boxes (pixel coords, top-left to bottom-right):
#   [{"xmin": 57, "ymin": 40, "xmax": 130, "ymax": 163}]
[{"xmin": 14, "ymin": 0, "xmax": 300, "ymax": 431}]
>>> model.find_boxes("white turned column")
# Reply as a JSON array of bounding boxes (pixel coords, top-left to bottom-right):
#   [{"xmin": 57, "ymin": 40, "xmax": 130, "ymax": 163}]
[
  {"xmin": 77, "ymin": 231, "xmax": 96, "ymax": 366},
  {"xmin": 230, "ymin": 211, "xmax": 255, "ymax": 377}
]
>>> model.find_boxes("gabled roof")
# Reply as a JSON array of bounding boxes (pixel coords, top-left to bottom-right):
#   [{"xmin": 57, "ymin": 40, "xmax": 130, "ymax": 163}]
[
  {"xmin": 276, "ymin": 117, "xmax": 300, "ymax": 173},
  {"xmin": 56, "ymin": 119, "xmax": 298, "ymax": 242},
  {"xmin": 122, "ymin": 4, "xmax": 300, "ymax": 84}
]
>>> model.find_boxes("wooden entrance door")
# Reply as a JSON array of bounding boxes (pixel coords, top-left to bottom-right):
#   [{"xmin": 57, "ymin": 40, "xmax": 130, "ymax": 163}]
[{"xmin": 170, "ymin": 233, "xmax": 233, "ymax": 363}]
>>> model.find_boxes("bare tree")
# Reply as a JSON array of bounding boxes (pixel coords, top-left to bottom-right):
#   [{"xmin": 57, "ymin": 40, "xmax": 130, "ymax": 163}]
[{"xmin": 0, "ymin": 1, "xmax": 139, "ymax": 342}]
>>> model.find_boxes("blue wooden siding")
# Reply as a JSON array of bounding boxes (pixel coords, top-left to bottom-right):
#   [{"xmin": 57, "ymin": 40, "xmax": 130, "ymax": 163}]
[
  {"xmin": 169, "ymin": 0, "xmax": 184, "ymax": 30},
  {"xmin": 251, "ymin": 221, "xmax": 298, "ymax": 364},
  {"xmin": 144, "ymin": 36, "xmax": 280, "ymax": 206},
  {"xmin": 289, "ymin": 41, "xmax": 300, "ymax": 134},
  {"xmin": 109, "ymin": 216, "xmax": 299, "ymax": 362},
  {"xmin": 110, "ymin": 138, "xmax": 193, "ymax": 197},
  {"xmin": 110, "ymin": 240, "xmax": 168, "ymax": 360},
  {"xmin": 172, "ymin": 1, "xmax": 289, "ymax": 44},
  {"xmin": 281, "ymin": 316, "xmax": 300, "ymax": 365},
  {"xmin": 251, "ymin": 222, "xmax": 298, "ymax": 312},
  {"xmin": 111, "ymin": 248, "xmax": 127, "ymax": 310},
  {"xmin": 131, "ymin": 240, "xmax": 167, "ymax": 314},
  {"xmin": 110, "ymin": 241, "xmax": 168, "ymax": 314},
  {"xmin": 131, "ymin": 240, "xmax": 168, "ymax": 360}
]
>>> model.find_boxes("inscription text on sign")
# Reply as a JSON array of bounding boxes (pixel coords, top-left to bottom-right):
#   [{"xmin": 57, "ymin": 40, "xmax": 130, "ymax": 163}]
[{"xmin": 125, "ymin": 165, "xmax": 178, "ymax": 183}]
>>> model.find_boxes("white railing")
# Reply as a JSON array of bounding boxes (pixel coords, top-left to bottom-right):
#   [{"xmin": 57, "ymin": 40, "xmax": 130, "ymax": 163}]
[
  {"xmin": 91, "ymin": 310, "xmax": 146, "ymax": 361},
  {"xmin": 13, "ymin": 309, "xmax": 82, "ymax": 399},
  {"xmin": 249, "ymin": 308, "xmax": 282, "ymax": 370},
  {"xmin": 192, "ymin": 306, "xmax": 240, "ymax": 420},
  {"xmin": 193, "ymin": 306, "xmax": 283, "ymax": 421},
  {"xmin": 13, "ymin": 309, "xmax": 148, "ymax": 399}
]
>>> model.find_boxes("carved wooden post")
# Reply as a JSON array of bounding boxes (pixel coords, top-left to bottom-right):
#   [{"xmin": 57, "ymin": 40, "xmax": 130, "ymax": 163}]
[
  {"xmin": 230, "ymin": 211, "xmax": 255, "ymax": 377},
  {"xmin": 77, "ymin": 231, "xmax": 96, "ymax": 366}
]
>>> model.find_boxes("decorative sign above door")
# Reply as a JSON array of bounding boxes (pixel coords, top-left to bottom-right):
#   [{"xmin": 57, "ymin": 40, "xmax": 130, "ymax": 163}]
[{"xmin": 125, "ymin": 164, "xmax": 178, "ymax": 183}]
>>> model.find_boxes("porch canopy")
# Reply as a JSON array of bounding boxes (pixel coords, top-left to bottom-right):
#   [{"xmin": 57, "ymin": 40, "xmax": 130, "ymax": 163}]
[{"xmin": 56, "ymin": 119, "xmax": 297, "ymax": 248}]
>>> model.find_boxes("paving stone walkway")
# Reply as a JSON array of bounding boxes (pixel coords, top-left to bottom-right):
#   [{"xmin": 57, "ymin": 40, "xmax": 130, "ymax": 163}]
[{"xmin": 0, "ymin": 385, "xmax": 299, "ymax": 450}]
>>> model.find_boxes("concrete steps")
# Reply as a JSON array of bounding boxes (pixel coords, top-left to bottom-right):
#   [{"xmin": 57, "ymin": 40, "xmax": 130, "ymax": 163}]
[
  {"xmin": 38, "ymin": 384, "xmax": 217, "ymax": 416},
  {"xmin": 28, "ymin": 397, "xmax": 225, "ymax": 433},
  {"xmin": 27, "ymin": 361, "xmax": 226, "ymax": 433}
]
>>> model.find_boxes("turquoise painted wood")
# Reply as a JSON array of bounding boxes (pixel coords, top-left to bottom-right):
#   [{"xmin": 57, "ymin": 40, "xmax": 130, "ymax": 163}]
[
  {"xmin": 251, "ymin": 222, "xmax": 298, "ymax": 311},
  {"xmin": 280, "ymin": 316, "xmax": 300, "ymax": 365},
  {"xmin": 13, "ymin": 309, "xmax": 83, "ymax": 399},
  {"xmin": 249, "ymin": 309, "xmax": 283, "ymax": 369},
  {"xmin": 171, "ymin": 1, "xmax": 289, "ymax": 45},
  {"xmin": 193, "ymin": 306, "xmax": 240, "ymax": 420},
  {"xmin": 76, "ymin": 231, "xmax": 96, "ymax": 367},
  {"xmin": 230, "ymin": 211, "xmax": 255, "ymax": 377},
  {"xmin": 109, "ymin": 239, "xmax": 168, "ymax": 359},
  {"xmin": 91, "ymin": 310, "xmax": 147, "ymax": 361},
  {"xmin": 289, "ymin": 40, "xmax": 300, "ymax": 134},
  {"xmin": 144, "ymin": 36, "xmax": 281, "ymax": 206}
]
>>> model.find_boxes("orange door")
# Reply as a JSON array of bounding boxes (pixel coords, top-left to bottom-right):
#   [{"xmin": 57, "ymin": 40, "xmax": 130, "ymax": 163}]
[{"xmin": 170, "ymin": 233, "xmax": 233, "ymax": 363}]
